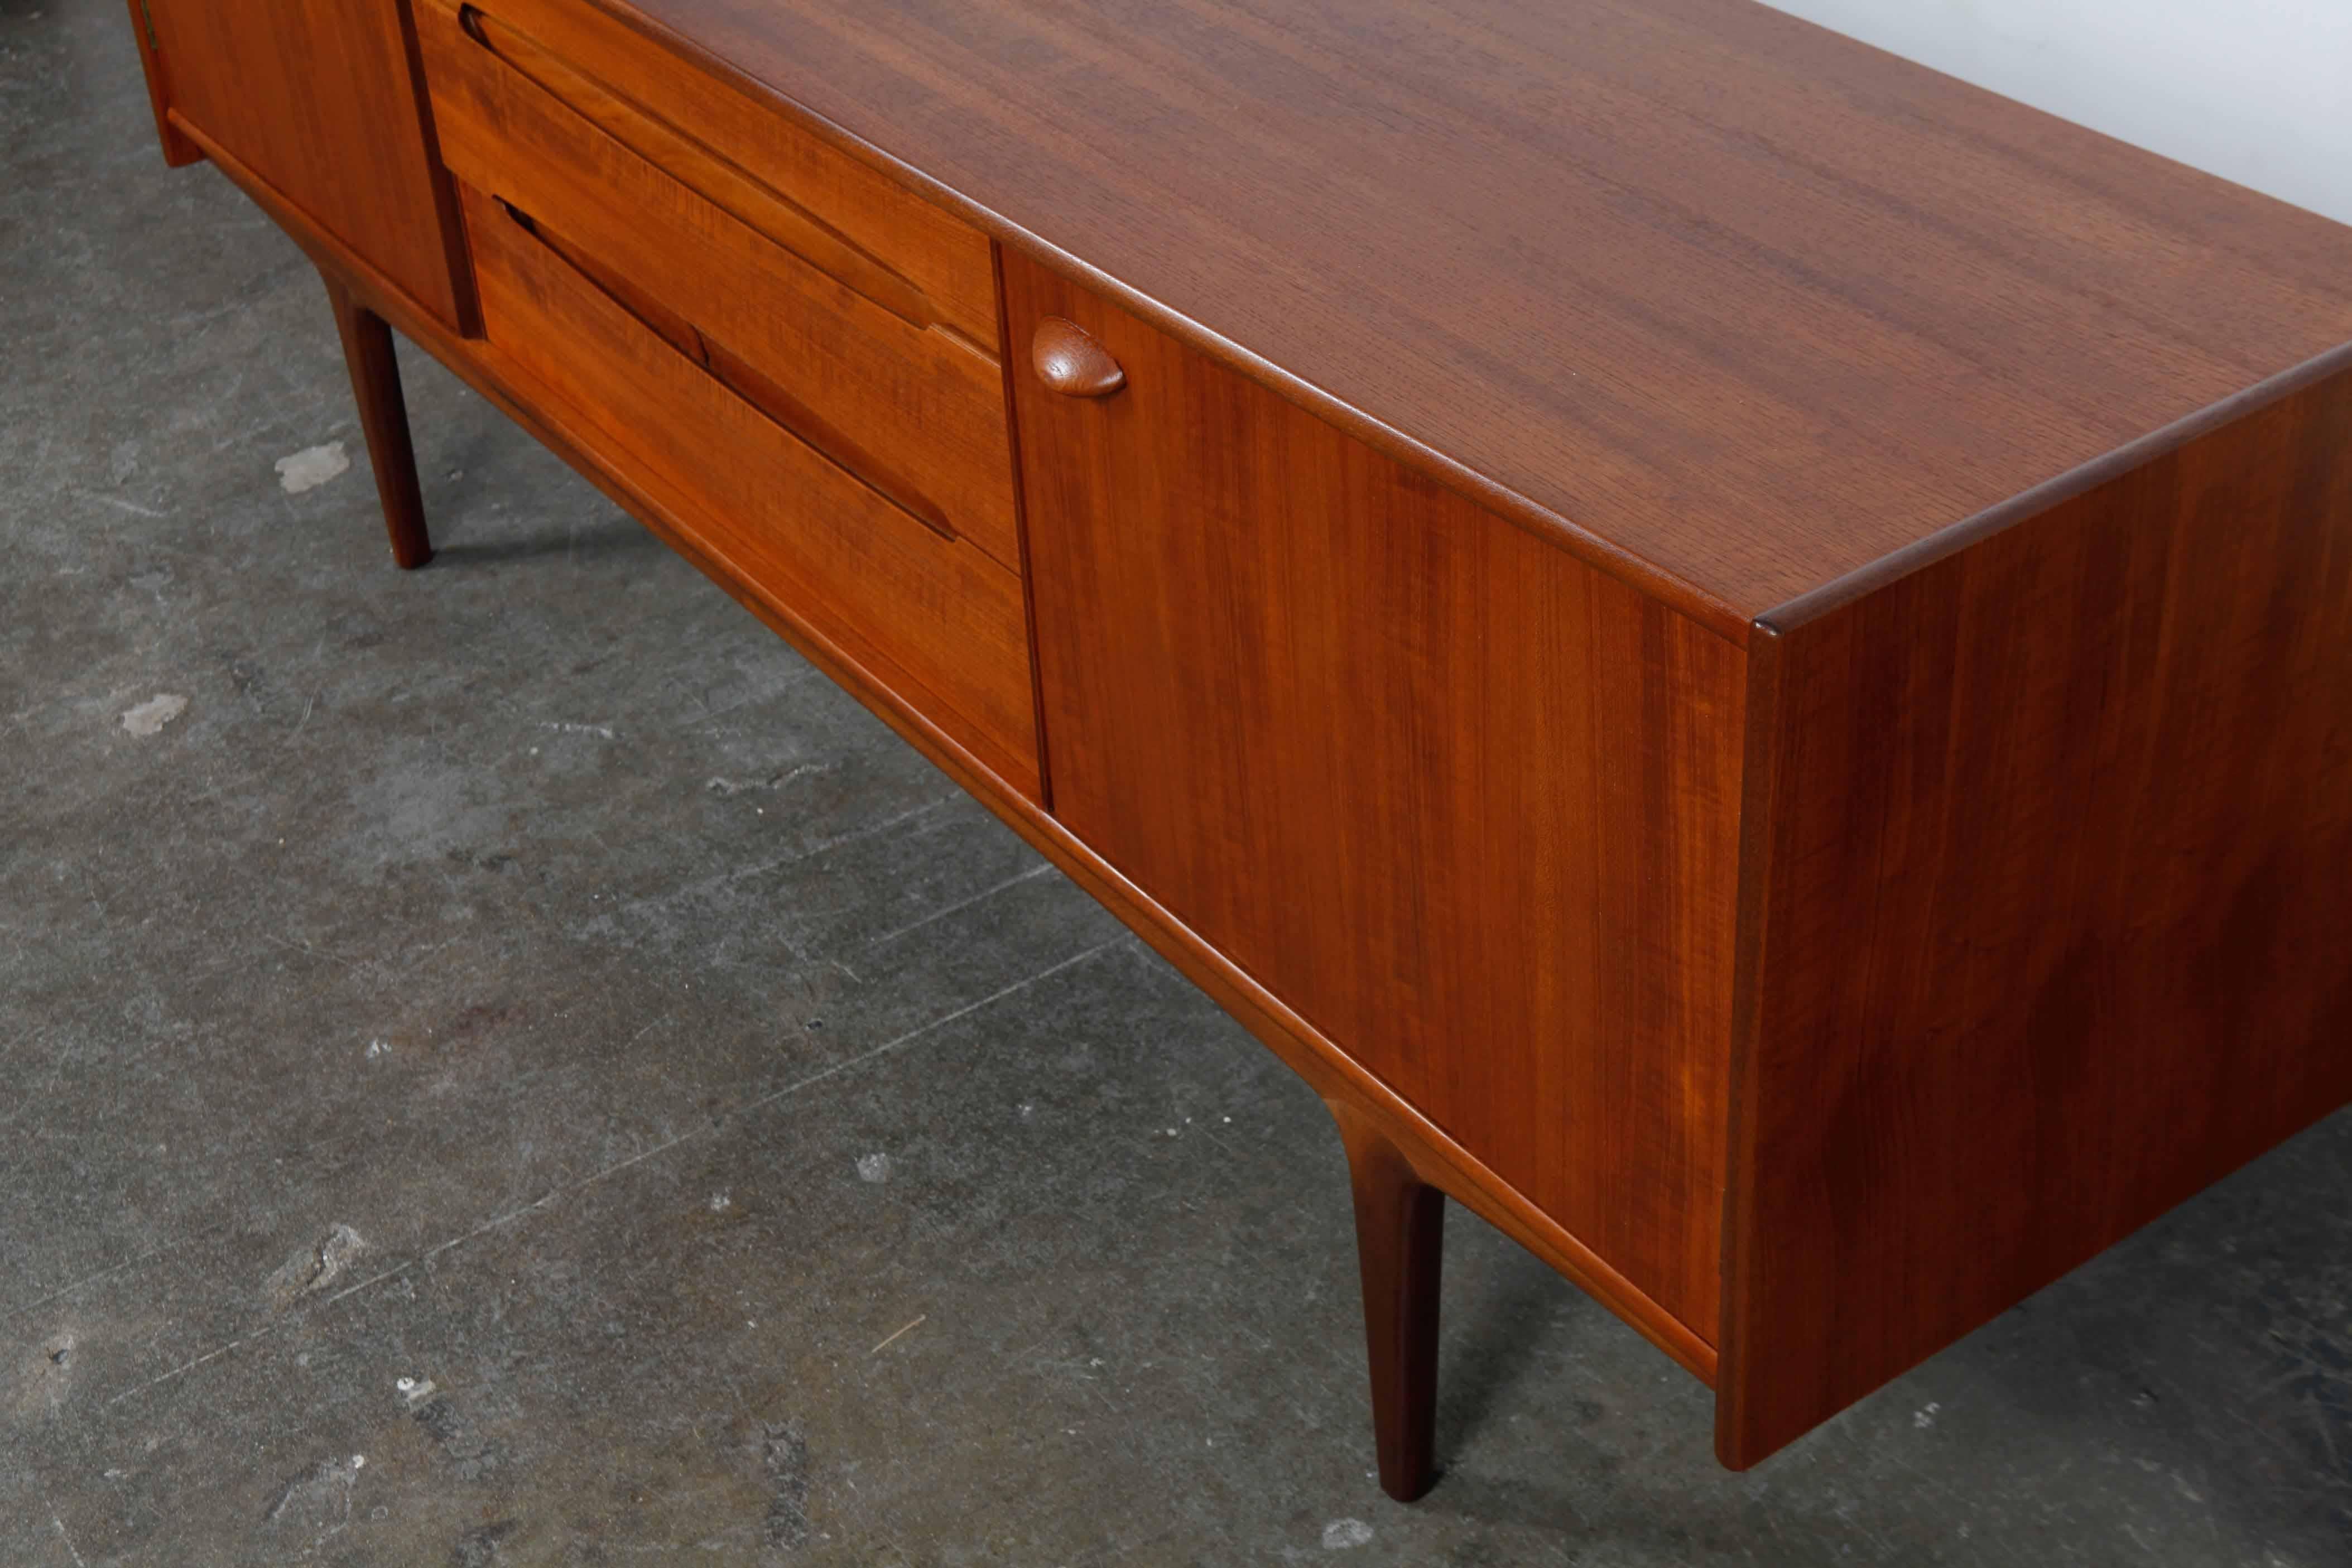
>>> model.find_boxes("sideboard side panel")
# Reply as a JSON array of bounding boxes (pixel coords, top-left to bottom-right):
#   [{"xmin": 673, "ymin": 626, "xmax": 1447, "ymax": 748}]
[
  {"xmin": 1004, "ymin": 252, "xmax": 1748, "ymax": 1340},
  {"xmin": 145, "ymin": 0, "xmax": 472, "ymax": 331},
  {"xmin": 1719, "ymin": 362, "xmax": 2352, "ymax": 1466}
]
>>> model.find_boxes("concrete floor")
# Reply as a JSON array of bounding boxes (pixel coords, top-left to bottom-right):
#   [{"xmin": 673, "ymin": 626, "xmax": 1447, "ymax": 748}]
[{"xmin": 4, "ymin": 3, "xmax": 2350, "ymax": 1563}]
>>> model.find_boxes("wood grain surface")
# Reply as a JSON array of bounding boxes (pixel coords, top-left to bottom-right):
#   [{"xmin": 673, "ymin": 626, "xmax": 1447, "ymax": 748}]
[
  {"xmin": 463, "ymin": 184, "xmax": 1042, "ymax": 797},
  {"xmin": 1719, "ymin": 354, "xmax": 2352, "ymax": 1465},
  {"xmin": 418, "ymin": 0, "xmax": 1022, "ymax": 569},
  {"xmin": 1007, "ymin": 250, "xmax": 1748, "ymax": 1339},
  {"xmin": 597, "ymin": 0, "xmax": 2352, "ymax": 629},
  {"xmin": 464, "ymin": 0, "xmax": 999, "ymax": 346},
  {"xmin": 143, "ymin": 0, "xmax": 473, "ymax": 330}
]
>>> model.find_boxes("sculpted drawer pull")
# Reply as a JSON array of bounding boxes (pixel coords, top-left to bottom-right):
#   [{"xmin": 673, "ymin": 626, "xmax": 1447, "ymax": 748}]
[{"xmin": 1031, "ymin": 318, "xmax": 1124, "ymax": 397}]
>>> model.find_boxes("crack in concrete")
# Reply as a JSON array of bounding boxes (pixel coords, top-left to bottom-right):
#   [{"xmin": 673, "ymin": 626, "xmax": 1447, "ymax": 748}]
[{"xmin": 867, "ymin": 862, "xmax": 1057, "ymax": 949}]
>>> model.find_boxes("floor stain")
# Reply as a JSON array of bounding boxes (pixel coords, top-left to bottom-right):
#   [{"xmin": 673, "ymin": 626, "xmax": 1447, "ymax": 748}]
[
  {"xmin": 261, "ymin": 1452, "xmax": 365, "ymax": 1555},
  {"xmin": 118, "ymin": 693, "xmax": 187, "ymax": 736},
  {"xmin": 449, "ymin": 1516, "xmax": 519, "ymax": 1566},
  {"xmin": 264, "ymin": 1224, "xmax": 368, "ymax": 1310},
  {"xmin": 411, "ymin": 1386, "xmax": 516, "ymax": 1484},
  {"xmin": 275, "ymin": 441, "xmax": 349, "ymax": 494},
  {"xmin": 6, "ymin": 1330, "xmax": 80, "ymax": 1423}
]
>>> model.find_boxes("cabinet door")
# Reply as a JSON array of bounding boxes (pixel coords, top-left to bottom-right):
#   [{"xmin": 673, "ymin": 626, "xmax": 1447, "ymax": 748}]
[
  {"xmin": 136, "ymin": 0, "xmax": 470, "ymax": 330},
  {"xmin": 1003, "ymin": 250, "xmax": 1749, "ymax": 1343}
]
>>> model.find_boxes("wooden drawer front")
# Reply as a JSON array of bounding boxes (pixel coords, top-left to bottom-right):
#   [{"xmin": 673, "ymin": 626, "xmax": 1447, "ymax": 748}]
[
  {"xmin": 426, "ymin": 0, "xmax": 995, "ymax": 346},
  {"xmin": 463, "ymin": 184, "xmax": 1040, "ymax": 797},
  {"xmin": 417, "ymin": 0, "xmax": 1022, "ymax": 573}
]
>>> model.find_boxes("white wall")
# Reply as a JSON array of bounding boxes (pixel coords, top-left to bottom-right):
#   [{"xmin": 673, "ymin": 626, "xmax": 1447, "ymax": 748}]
[{"xmin": 1758, "ymin": 0, "xmax": 2352, "ymax": 225}]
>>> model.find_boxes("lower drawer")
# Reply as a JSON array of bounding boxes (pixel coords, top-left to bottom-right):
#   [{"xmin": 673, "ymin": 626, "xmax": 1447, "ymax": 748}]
[{"xmin": 459, "ymin": 182, "xmax": 1041, "ymax": 797}]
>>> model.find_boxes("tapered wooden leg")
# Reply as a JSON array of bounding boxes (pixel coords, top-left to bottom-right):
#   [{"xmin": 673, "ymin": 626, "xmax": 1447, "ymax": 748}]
[
  {"xmin": 1329, "ymin": 1100, "xmax": 1445, "ymax": 1502},
  {"xmin": 322, "ymin": 273, "xmax": 432, "ymax": 569}
]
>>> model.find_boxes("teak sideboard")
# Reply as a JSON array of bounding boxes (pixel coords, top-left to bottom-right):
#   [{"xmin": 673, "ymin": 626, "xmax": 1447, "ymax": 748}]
[{"xmin": 123, "ymin": 0, "xmax": 2352, "ymax": 1494}]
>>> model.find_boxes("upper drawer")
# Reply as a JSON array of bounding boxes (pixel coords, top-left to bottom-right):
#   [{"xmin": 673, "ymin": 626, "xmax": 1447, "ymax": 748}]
[
  {"xmin": 424, "ymin": 0, "xmax": 997, "ymax": 347},
  {"xmin": 417, "ymin": 0, "xmax": 1021, "ymax": 571}
]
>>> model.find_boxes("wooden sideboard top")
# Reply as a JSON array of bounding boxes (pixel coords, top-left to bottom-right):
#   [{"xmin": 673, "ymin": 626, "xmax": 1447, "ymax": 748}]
[{"xmin": 593, "ymin": 0, "xmax": 2352, "ymax": 637}]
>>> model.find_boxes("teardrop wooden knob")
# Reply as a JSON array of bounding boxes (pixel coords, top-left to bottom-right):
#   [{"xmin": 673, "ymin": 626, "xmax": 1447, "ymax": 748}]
[{"xmin": 1032, "ymin": 318, "xmax": 1125, "ymax": 397}]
